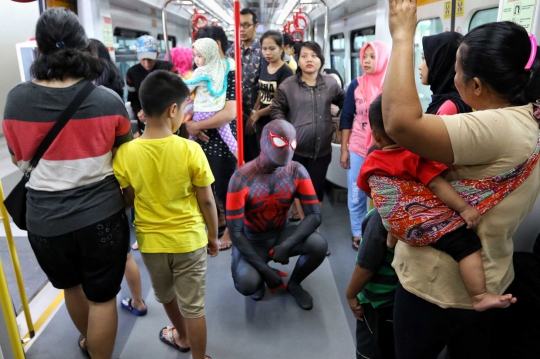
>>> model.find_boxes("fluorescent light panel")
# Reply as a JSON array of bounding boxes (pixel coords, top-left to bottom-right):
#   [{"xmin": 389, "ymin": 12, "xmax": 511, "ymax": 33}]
[
  {"xmin": 198, "ymin": 0, "xmax": 234, "ymax": 24},
  {"xmin": 276, "ymin": 0, "xmax": 299, "ymax": 25}
]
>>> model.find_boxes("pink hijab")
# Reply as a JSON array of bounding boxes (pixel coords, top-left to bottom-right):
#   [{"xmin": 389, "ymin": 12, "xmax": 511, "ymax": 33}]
[
  {"xmin": 349, "ymin": 41, "xmax": 390, "ymax": 157},
  {"xmin": 355, "ymin": 41, "xmax": 391, "ymax": 113}
]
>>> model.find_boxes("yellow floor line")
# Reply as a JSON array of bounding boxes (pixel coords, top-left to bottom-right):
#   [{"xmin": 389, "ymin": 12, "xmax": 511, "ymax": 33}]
[{"xmin": 22, "ymin": 290, "xmax": 64, "ymax": 346}]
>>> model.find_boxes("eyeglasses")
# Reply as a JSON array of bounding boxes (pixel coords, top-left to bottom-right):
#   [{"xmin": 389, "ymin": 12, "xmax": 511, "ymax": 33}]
[{"xmin": 240, "ymin": 23, "xmax": 255, "ymax": 29}]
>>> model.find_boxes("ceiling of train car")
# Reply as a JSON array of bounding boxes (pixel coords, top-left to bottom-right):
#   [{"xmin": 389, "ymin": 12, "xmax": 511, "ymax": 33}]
[{"xmin": 109, "ymin": 0, "xmax": 377, "ymax": 29}]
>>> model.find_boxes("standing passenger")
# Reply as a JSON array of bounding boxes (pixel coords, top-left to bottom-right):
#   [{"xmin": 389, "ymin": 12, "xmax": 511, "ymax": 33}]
[
  {"xmin": 282, "ymin": 33, "xmax": 298, "ymax": 72},
  {"xmin": 226, "ymin": 8, "xmax": 264, "ymax": 162},
  {"xmin": 113, "ymin": 71, "xmax": 218, "ymax": 359},
  {"xmin": 271, "ymin": 41, "xmax": 346, "ymax": 233},
  {"xmin": 89, "ymin": 38, "xmax": 148, "ymax": 317},
  {"xmin": 418, "ymin": 32, "xmax": 472, "ymax": 115},
  {"xmin": 126, "ymin": 35, "xmax": 178, "ymax": 137},
  {"xmin": 250, "ymin": 30, "xmax": 293, "ymax": 143},
  {"xmin": 3, "ymin": 9, "xmax": 132, "ymax": 359},
  {"xmin": 385, "ymin": 1, "xmax": 540, "ymax": 355},
  {"xmin": 185, "ymin": 25, "xmax": 238, "ymax": 251},
  {"xmin": 339, "ymin": 41, "xmax": 390, "ymax": 250}
]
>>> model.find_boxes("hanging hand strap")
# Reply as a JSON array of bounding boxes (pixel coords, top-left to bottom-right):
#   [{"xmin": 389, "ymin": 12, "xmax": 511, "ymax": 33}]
[{"xmin": 28, "ymin": 81, "xmax": 96, "ymax": 173}]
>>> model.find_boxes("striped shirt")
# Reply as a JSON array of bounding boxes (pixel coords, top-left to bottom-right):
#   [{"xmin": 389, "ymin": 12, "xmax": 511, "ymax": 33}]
[
  {"xmin": 3, "ymin": 80, "xmax": 132, "ymax": 236},
  {"xmin": 357, "ymin": 209, "xmax": 398, "ymax": 308}
]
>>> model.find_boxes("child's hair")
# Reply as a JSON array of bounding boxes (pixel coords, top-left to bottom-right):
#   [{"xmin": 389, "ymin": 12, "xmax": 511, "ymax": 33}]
[
  {"xmin": 260, "ymin": 30, "xmax": 285, "ymax": 60},
  {"xmin": 164, "ymin": 46, "xmax": 193, "ymax": 76},
  {"xmin": 369, "ymin": 94, "xmax": 393, "ymax": 143},
  {"xmin": 282, "ymin": 32, "xmax": 295, "ymax": 48},
  {"xmin": 460, "ymin": 21, "xmax": 540, "ymax": 105},
  {"xmin": 139, "ymin": 70, "xmax": 190, "ymax": 118}
]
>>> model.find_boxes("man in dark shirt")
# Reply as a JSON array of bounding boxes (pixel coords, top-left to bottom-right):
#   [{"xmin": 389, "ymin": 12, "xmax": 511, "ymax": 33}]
[
  {"xmin": 126, "ymin": 35, "xmax": 178, "ymax": 136},
  {"xmin": 226, "ymin": 8, "xmax": 264, "ymax": 162}
]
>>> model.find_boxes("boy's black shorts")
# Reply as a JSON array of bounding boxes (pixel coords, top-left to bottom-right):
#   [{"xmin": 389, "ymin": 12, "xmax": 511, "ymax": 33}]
[
  {"xmin": 28, "ymin": 209, "xmax": 130, "ymax": 303},
  {"xmin": 431, "ymin": 226, "xmax": 482, "ymax": 262}
]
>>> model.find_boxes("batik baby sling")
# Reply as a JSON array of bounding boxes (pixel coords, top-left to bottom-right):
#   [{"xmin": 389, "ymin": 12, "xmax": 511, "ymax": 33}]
[{"xmin": 368, "ymin": 134, "xmax": 540, "ymax": 246}]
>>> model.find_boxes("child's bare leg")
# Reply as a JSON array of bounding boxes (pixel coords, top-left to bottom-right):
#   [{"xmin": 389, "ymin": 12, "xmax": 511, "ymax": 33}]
[
  {"xmin": 162, "ymin": 298, "xmax": 190, "ymax": 349},
  {"xmin": 459, "ymin": 250, "xmax": 517, "ymax": 311},
  {"xmin": 185, "ymin": 316, "xmax": 208, "ymax": 359}
]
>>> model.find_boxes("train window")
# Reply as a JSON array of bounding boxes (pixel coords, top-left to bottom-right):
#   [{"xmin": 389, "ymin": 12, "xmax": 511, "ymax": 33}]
[
  {"xmin": 330, "ymin": 33, "xmax": 346, "ymax": 84},
  {"xmin": 414, "ymin": 18, "xmax": 443, "ymax": 112},
  {"xmin": 350, "ymin": 27, "xmax": 376, "ymax": 80},
  {"xmin": 469, "ymin": 8, "xmax": 498, "ymax": 31},
  {"xmin": 157, "ymin": 34, "xmax": 177, "ymax": 52},
  {"xmin": 113, "ymin": 27, "xmax": 148, "ymax": 54}
]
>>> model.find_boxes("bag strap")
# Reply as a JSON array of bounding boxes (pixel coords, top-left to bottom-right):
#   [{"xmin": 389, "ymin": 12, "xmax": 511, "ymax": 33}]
[{"xmin": 29, "ymin": 81, "xmax": 96, "ymax": 171}]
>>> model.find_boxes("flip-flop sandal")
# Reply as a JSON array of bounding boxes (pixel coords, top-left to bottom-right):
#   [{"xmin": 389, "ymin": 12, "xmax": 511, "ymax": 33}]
[
  {"xmin": 159, "ymin": 326, "xmax": 191, "ymax": 353},
  {"xmin": 289, "ymin": 212, "xmax": 301, "ymax": 222},
  {"xmin": 351, "ymin": 236, "xmax": 361, "ymax": 250},
  {"xmin": 218, "ymin": 239, "xmax": 232, "ymax": 251},
  {"xmin": 78, "ymin": 334, "xmax": 91, "ymax": 359},
  {"xmin": 121, "ymin": 297, "xmax": 148, "ymax": 316}
]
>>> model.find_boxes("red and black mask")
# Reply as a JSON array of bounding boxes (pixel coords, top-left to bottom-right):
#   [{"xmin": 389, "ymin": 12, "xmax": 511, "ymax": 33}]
[{"xmin": 259, "ymin": 120, "xmax": 297, "ymax": 168}]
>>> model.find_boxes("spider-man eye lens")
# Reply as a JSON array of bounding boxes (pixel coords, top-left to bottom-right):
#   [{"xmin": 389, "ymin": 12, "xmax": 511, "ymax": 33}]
[
  {"xmin": 272, "ymin": 136, "xmax": 287, "ymax": 148},
  {"xmin": 290, "ymin": 139, "xmax": 297, "ymax": 150}
]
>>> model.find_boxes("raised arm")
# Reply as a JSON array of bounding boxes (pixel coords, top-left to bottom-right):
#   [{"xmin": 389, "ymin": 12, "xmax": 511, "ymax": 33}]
[{"xmin": 383, "ymin": 0, "xmax": 453, "ymax": 164}]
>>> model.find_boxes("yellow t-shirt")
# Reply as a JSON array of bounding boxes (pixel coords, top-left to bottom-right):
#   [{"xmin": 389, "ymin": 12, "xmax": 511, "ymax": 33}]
[
  {"xmin": 113, "ymin": 136, "xmax": 214, "ymax": 253},
  {"xmin": 393, "ymin": 104, "xmax": 540, "ymax": 309},
  {"xmin": 285, "ymin": 56, "xmax": 297, "ymax": 72}
]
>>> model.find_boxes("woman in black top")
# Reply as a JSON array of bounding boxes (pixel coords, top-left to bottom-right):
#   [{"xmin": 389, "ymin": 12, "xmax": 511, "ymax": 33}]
[{"xmin": 250, "ymin": 30, "xmax": 293, "ymax": 144}]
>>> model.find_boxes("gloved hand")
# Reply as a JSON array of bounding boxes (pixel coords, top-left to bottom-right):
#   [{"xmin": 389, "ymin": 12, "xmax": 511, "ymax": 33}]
[
  {"xmin": 270, "ymin": 244, "xmax": 291, "ymax": 265},
  {"xmin": 262, "ymin": 267, "xmax": 288, "ymax": 293}
]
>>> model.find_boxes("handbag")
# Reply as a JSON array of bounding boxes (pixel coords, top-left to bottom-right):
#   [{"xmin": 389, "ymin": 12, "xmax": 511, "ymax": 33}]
[{"xmin": 4, "ymin": 81, "xmax": 96, "ymax": 230}]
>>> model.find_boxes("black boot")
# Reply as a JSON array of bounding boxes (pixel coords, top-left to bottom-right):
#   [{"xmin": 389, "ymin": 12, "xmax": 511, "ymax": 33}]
[
  {"xmin": 251, "ymin": 285, "xmax": 265, "ymax": 301},
  {"xmin": 287, "ymin": 282, "xmax": 313, "ymax": 310}
]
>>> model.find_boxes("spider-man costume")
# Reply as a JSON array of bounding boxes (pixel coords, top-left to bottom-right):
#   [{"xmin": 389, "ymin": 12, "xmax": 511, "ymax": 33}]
[{"xmin": 227, "ymin": 120, "xmax": 328, "ymax": 310}]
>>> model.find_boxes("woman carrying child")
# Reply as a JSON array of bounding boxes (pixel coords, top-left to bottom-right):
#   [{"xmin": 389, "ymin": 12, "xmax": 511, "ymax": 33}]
[
  {"xmin": 250, "ymin": 30, "xmax": 293, "ymax": 143},
  {"xmin": 184, "ymin": 38, "xmax": 237, "ymax": 158},
  {"xmin": 384, "ymin": 1, "xmax": 540, "ymax": 357},
  {"xmin": 339, "ymin": 41, "xmax": 390, "ymax": 250}
]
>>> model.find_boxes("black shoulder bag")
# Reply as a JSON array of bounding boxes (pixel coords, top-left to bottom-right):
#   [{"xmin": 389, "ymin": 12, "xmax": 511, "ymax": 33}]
[{"xmin": 4, "ymin": 81, "xmax": 96, "ymax": 230}]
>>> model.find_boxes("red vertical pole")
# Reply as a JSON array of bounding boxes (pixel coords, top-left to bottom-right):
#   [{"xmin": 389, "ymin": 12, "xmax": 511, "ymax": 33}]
[{"xmin": 234, "ymin": 0, "xmax": 244, "ymax": 166}]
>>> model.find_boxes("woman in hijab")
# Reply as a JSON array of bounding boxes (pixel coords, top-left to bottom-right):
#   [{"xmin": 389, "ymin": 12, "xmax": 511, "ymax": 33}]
[
  {"xmin": 339, "ymin": 41, "xmax": 391, "ymax": 250},
  {"xmin": 419, "ymin": 32, "xmax": 472, "ymax": 115}
]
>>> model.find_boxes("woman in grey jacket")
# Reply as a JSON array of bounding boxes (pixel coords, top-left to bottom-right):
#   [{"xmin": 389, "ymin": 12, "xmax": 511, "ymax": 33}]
[{"xmin": 271, "ymin": 41, "xmax": 345, "ymax": 207}]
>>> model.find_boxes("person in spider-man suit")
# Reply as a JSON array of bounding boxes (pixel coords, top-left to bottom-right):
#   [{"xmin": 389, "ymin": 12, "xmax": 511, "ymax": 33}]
[{"xmin": 226, "ymin": 119, "xmax": 328, "ymax": 310}]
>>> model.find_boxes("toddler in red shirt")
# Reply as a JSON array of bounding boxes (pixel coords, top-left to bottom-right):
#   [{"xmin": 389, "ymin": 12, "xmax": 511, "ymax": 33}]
[{"xmin": 358, "ymin": 95, "xmax": 516, "ymax": 311}]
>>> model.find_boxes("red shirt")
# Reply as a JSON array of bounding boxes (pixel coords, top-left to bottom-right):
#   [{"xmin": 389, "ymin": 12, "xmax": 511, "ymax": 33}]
[{"xmin": 358, "ymin": 148, "xmax": 448, "ymax": 193}]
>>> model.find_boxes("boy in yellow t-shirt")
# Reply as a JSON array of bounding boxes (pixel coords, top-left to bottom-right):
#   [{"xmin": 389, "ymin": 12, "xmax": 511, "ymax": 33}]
[{"xmin": 113, "ymin": 70, "xmax": 218, "ymax": 359}]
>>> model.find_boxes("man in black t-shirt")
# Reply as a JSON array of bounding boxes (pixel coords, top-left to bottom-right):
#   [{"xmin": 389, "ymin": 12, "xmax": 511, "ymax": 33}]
[{"xmin": 126, "ymin": 35, "xmax": 178, "ymax": 136}]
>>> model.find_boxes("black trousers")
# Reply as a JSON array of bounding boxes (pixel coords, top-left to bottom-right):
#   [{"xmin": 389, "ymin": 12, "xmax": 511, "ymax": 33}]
[
  {"xmin": 356, "ymin": 304, "xmax": 395, "ymax": 359},
  {"xmin": 206, "ymin": 154, "xmax": 237, "ymax": 212},
  {"xmin": 393, "ymin": 282, "xmax": 493, "ymax": 359}
]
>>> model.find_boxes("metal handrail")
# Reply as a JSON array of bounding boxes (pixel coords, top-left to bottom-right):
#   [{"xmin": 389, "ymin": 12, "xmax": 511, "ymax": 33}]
[
  {"xmin": 0, "ymin": 249, "xmax": 25, "ymax": 359},
  {"xmin": 0, "ymin": 183, "xmax": 34, "ymax": 338}
]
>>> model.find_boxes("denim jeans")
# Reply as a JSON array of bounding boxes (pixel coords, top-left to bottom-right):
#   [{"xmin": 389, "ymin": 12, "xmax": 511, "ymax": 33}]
[{"xmin": 347, "ymin": 151, "xmax": 368, "ymax": 237}]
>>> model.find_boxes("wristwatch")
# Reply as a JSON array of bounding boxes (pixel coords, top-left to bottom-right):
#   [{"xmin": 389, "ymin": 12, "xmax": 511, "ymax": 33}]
[{"xmin": 251, "ymin": 109, "xmax": 257, "ymax": 114}]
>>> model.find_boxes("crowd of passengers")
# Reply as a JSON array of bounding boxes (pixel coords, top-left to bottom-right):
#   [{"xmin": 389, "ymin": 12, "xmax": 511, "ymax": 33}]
[{"xmin": 2, "ymin": 3, "xmax": 540, "ymax": 359}]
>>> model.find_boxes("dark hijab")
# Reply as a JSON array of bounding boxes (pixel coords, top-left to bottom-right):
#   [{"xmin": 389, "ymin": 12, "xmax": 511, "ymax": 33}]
[{"xmin": 422, "ymin": 32, "xmax": 472, "ymax": 114}]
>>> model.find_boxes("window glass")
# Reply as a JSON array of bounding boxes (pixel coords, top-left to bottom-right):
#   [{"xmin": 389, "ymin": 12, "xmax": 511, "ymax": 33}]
[
  {"xmin": 469, "ymin": 8, "xmax": 498, "ymax": 31},
  {"xmin": 330, "ymin": 34, "xmax": 345, "ymax": 51},
  {"xmin": 331, "ymin": 55, "xmax": 346, "ymax": 83},
  {"xmin": 157, "ymin": 34, "xmax": 177, "ymax": 52},
  {"xmin": 414, "ymin": 18, "xmax": 443, "ymax": 112}
]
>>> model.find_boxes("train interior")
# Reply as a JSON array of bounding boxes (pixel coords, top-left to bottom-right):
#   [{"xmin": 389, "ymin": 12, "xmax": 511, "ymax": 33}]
[{"xmin": 1, "ymin": 0, "xmax": 540, "ymax": 358}]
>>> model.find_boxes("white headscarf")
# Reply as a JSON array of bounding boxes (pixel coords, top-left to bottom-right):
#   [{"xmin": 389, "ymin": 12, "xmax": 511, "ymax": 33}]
[{"xmin": 184, "ymin": 38, "xmax": 229, "ymax": 97}]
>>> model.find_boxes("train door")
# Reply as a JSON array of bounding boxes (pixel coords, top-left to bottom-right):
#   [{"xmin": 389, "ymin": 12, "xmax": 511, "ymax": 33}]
[
  {"xmin": 350, "ymin": 27, "xmax": 376, "ymax": 82},
  {"xmin": 414, "ymin": 18, "xmax": 443, "ymax": 112}
]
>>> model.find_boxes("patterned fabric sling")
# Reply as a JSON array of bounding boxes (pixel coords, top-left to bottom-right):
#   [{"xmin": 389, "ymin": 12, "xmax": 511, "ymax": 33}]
[{"xmin": 369, "ymin": 134, "xmax": 540, "ymax": 246}]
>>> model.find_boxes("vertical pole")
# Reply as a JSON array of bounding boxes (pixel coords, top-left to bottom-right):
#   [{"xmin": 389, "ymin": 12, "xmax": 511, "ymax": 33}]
[
  {"xmin": 162, "ymin": 0, "xmax": 173, "ymax": 62},
  {"xmin": 0, "ymin": 184, "xmax": 34, "ymax": 338},
  {"xmin": 234, "ymin": 0, "xmax": 244, "ymax": 166},
  {"xmin": 0, "ymin": 256, "xmax": 25, "ymax": 359}
]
